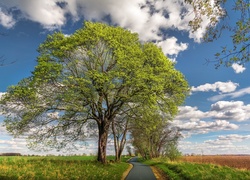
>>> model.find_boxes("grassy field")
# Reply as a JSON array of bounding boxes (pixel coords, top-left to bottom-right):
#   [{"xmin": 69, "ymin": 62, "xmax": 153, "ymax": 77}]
[
  {"xmin": 143, "ymin": 156, "xmax": 250, "ymax": 180},
  {"xmin": 0, "ymin": 156, "xmax": 130, "ymax": 180}
]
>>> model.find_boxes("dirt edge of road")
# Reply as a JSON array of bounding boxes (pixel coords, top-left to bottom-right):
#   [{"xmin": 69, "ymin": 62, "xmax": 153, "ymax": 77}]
[
  {"xmin": 121, "ymin": 163, "xmax": 133, "ymax": 180},
  {"xmin": 151, "ymin": 166, "xmax": 169, "ymax": 180}
]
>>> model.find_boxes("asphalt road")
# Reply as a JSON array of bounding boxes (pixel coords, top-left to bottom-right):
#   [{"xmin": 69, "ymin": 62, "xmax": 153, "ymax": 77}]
[{"xmin": 125, "ymin": 157, "xmax": 157, "ymax": 180}]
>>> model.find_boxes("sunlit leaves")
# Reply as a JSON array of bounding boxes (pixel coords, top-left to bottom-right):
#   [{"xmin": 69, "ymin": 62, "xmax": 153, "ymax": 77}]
[
  {"xmin": 185, "ymin": 0, "xmax": 250, "ymax": 67},
  {"xmin": 0, "ymin": 22, "xmax": 189, "ymax": 162}
]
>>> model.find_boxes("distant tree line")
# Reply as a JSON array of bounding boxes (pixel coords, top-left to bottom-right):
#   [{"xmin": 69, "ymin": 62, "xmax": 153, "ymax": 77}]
[{"xmin": 0, "ymin": 153, "xmax": 21, "ymax": 156}]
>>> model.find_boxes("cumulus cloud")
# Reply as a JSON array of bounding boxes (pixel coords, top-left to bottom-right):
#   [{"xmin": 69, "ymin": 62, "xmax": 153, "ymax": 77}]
[
  {"xmin": 232, "ymin": 63, "xmax": 246, "ymax": 74},
  {"xmin": 173, "ymin": 100, "xmax": 250, "ymax": 136},
  {"xmin": 176, "ymin": 120, "xmax": 238, "ymax": 134},
  {"xmin": 157, "ymin": 37, "xmax": 188, "ymax": 58},
  {"xmin": 0, "ymin": 0, "xmax": 66, "ymax": 30},
  {"xmin": 0, "ymin": 8, "xmax": 15, "ymax": 28},
  {"xmin": 0, "ymin": 0, "xmax": 221, "ymax": 57},
  {"xmin": 202, "ymin": 134, "xmax": 250, "ymax": 153},
  {"xmin": 177, "ymin": 101, "xmax": 250, "ymax": 123},
  {"xmin": 209, "ymin": 87, "xmax": 250, "ymax": 101},
  {"xmin": 188, "ymin": 16, "xmax": 211, "ymax": 43},
  {"xmin": 178, "ymin": 126, "xmax": 250, "ymax": 154},
  {"xmin": 176, "ymin": 106, "xmax": 208, "ymax": 122},
  {"xmin": 210, "ymin": 101, "xmax": 250, "ymax": 121},
  {"xmin": 173, "ymin": 105, "xmax": 240, "ymax": 137},
  {"xmin": 217, "ymin": 134, "xmax": 250, "ymax": 142},
  {"xmin": 180, "ymin": 138, "xmax": 250, "ymax": 155},
  {"xmin": 191, "ymin": 81, "xmax": 239, "ymax": 93}
]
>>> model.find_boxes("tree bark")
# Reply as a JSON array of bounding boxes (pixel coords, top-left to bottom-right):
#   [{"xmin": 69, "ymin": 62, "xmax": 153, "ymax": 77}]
[
  {"xmin": 97, "ymin": 120, "xmax": 110, "ymax": 163},
  {"xmin": 112, "ymin": 121, "xmax": 119, "ymax": 161},
  {"xmin": 112, "ymin": 119, "xmax": 128, "ymax": 162},
  {"xmin": 117, "ymin": 127, "xmax": 127, "ymax": 161}
]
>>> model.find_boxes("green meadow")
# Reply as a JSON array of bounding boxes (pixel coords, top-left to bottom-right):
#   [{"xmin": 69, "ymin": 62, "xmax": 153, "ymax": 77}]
[
  {"xmin": 0, "ymin": 156, "xmax": 129, "ymax": 180},
  {"xmin": 143, "ymin": 158, "xmax": 250, "ymax": 180},
  {"xmin": 1, "ymin": 155, "xmax": 250, "ymax": 180}
]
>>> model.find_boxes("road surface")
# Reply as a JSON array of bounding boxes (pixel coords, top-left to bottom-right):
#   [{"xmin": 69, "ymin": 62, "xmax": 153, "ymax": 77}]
[{"xmin": 125, "ymin": 157, "xmax": 157, "ymax": 180}]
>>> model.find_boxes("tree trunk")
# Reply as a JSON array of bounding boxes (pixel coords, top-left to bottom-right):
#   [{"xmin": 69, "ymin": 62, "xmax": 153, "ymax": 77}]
[
  {"xmin": 112, "ymin": 119, "xmax": 128, "ymax": 162},
  {"xmin": 111, "ymin": 121, "xmax": 119, "ymax": 161},
  {"xmin": 117, "ymin": 142, "xmax": 125, "ymax": 161},
  {"xmin": 116, "ymin": 128, "xmax": 127, "ymax": 161},
  {"xmin": 97, "ymin": 120, "xmax": 110, "ymax": 163}
]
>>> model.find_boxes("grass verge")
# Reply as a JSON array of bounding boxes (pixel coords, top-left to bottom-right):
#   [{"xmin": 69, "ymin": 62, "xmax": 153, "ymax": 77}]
[
  {"xmin": 0, "ymin": 156, "xmax": 129, "ymax": 180},
  {"xmin": 142, "ymin": 158, "xmax": 250, "ymax": 180}
]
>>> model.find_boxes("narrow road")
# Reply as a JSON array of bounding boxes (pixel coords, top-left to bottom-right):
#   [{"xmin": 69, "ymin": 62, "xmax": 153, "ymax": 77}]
[{"xmin": 125, "ymin": 157, "xmax": 157, "ymax": 180}]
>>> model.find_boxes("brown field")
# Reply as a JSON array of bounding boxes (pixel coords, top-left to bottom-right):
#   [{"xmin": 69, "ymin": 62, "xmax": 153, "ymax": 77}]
[{"xmin": 180, "ymin": 155, "xmax": 250, "ymax": 170}]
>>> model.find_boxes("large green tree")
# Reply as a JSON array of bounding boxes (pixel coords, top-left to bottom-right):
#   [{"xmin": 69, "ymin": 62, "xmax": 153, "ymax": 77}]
[
  {"xmin": 185, "ymin": 0, "xmax": 249, "ymax": 67},
  {"xmin": 1, "ymin": 22, "xmax": 189, "ymax": 163}
]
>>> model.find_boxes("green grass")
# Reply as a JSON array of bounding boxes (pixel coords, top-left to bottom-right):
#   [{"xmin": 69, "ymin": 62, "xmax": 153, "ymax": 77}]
[
  {"xmin": 0, "ymin": 156, "xmax": 129, "ymax": 180},
  {"xmin": 142, "ymin": 158, "xmax": 250, "ymax": 180}
]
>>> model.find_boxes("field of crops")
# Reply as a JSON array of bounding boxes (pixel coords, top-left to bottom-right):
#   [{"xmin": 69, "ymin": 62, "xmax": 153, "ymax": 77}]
[
  {"xmin": 180, "ymin": 155, "xmax": 250, "ymax": 170},
  {"xmin": 0, "ymin": 156, "xmax": 129, "ymax": 180}
]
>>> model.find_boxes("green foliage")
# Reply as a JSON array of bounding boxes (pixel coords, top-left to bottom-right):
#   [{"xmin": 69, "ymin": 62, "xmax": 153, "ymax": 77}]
[
  {"xmin": 164, "ymin": 141, "xmax": 182, "ymax": 161},
  {"xmin": 0, "ymin": 21, "xmax": 189, "ymax": 163},
  {"xmin": 185, "ymin": 0, "xmax": 250, "ymax": 67},
  {"xmin": 131, "ymin": 109, "xmax": 181, "ymax": 160},
  {"xmin": 185, "ymin": 0, "xmax": 225, "ymax": 33},
  {"xmin": 0, "ymin": 156, "xmax": 129, "ymax": 180},
  {"xmin": 143, "ymin": 159, "xmax": 250, "ymax": 180}
]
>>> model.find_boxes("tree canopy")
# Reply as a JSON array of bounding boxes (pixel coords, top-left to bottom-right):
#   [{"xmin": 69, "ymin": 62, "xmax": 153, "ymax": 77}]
[
  {"xmin": 1, "ymin": 22, "xmax": 189, "ymax": 163},
  {"xmin": 131, "ymin": 106, "xmax": 181, "ymax": 159},
  {"xmin": 185, "ymin": 0, "xmax": 249, "ymax": 67}
]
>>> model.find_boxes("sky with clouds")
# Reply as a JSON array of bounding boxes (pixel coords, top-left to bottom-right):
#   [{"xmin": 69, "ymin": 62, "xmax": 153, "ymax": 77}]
[{"xmin": 0, "ymin": 0, "xmax": 249, "ymax": 155}]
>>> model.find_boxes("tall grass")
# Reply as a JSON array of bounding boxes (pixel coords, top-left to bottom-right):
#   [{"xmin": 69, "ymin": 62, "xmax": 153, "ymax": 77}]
[
  {"xmin": 143, "ymin": 158, "xmax": 250, "ymax": 180},
  {"xmin": 0, "ymin": 156, "xmax": 129, "ymax": 180}
]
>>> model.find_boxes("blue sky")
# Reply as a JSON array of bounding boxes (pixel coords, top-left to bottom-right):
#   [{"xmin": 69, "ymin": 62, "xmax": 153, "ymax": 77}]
[{"xmin": 0, "ymin": 0, "xmax": 250, "ymax": 155}]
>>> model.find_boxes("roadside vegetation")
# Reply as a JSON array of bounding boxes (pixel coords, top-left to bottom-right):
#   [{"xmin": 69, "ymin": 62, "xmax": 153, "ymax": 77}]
[
  {"xmin": 142, "ymin": 156, "xmax": 250, "ymax": 180},
  {"xmin": 0, "ymin": 155, "xmax": 130, "ymax": 180}
]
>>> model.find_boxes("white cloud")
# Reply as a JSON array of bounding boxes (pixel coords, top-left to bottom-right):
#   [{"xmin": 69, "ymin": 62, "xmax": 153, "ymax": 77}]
[
  {"xmin": 179, "ymin": 131, "xmax": 250, "ymax": 155},
  {"xmin": 176, "ymin": 106, "xmax": 208, "ymax": 122},
  {"xmin": 217, "ymin": 134, "xmax": 250, "ymax": 142},
  {"xmin": 180, "ymin": 138, "xmax": 250, "ymax": 155},
  {"xmin": 0, "ymin": 0, "xmax": 222, "ymax": 57},
  {"xmin": 173, "ymin": 105, "xmax": 240, "ymax": 136},
  {"xmin": 157, "ymin": 37, "xmax": 188, "ymax": 57},
  {"xmin": 0, "ymin": 0, "xmax": 66, "ymax": 30},
  {"xmin": 173, "ymin": 100, "xmax": 250, "ymax": 136},
  {"xmin": 209, "ymin": 87, "xmax": 250, "ymax": 101},
  {"xmin": 199, "ymin": 134, "xmax": 250, "ymax": 154},
  {"xmin": 191, "ymin": 81, "xmax": 239, "ymax": 93},
  {"xmin": 210, "ymin": 101, "xmax": 244, "ymax": 111},
  {"xmin": 0, "ymin": 8, "xmax": 15, "ymax": 28},
  {"xmin": 188, "ymin": 16, "xmax": 210, "ymax": 43},
  {"xmin": 210, "ymin": 101, "xmax": 250, "ymax": 121},
  {"xmin": 232, "ymin": 63, "xmax": 246, "ymax": 74},
  {"xmin": 175, "ymin": 120, "xmax": 238, "ymax": 134},
  {"xmin": 177, "ymin": 101, "xmax": 250, "ymax": 124}
]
